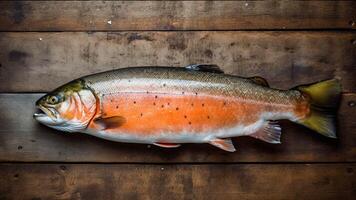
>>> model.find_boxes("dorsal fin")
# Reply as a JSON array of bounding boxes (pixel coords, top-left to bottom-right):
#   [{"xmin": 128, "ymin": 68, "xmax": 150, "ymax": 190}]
[
  {"xmin": 249, "ymin": 76, "xmax": 269, "ymax": 87},
  {"xmin": 185, "ymin": 64, "xmax": 224, "ymax": 74}
]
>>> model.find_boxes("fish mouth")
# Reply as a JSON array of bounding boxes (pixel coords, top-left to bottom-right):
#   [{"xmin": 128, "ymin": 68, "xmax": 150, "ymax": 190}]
[{"xmin": 33, "ymin": 105, "xmax": 56, "ymax": 119}]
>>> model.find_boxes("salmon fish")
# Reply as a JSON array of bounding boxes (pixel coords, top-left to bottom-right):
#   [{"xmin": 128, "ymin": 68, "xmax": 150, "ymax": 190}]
[{"xmin": 33, "ymin": 65, "xmax": 341, "ymax": 152}]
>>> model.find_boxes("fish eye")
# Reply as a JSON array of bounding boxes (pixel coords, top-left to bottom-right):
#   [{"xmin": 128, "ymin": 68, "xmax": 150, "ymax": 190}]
[{"xmin": 48, "ymin": 96, "xmax": 59, "ymax": 104}]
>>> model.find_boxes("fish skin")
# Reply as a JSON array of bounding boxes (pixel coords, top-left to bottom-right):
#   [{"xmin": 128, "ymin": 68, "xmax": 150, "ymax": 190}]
[
  {"xmin": 80, "ymin": 67, "xmax": 306, "ymax": 144},
  {"xmin": 35, "ymin": 65, "xmax": 341, "ymax": 152}
]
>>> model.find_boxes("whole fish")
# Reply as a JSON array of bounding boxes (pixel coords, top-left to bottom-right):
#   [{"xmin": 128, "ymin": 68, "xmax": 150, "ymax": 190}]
[{"xmin": 34, "ymin": 65, "xmax": 341, "ymax": 152}]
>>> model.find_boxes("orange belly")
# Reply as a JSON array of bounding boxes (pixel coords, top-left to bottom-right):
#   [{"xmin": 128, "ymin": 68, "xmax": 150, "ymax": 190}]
[{"xmin": 88, "ymin": 92, "xmax": 271, "ymax": 135}]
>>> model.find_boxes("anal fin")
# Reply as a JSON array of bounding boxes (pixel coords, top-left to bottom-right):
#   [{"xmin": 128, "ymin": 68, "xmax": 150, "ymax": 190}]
[
  {"xmin": 209, "ymin": 138, "xmax": 236, "ymax": 152},
  {"xmin": 153, "ymin": 142, "xmax": 181, "ymax": 148},
  {"xmin": 250, "ymin": 121, "xmax": 282, "ymax": 144}
]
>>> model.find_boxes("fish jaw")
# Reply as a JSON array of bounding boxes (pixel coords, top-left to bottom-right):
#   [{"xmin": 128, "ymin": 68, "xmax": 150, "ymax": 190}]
[{"xmin": 33, "ymin": 104, "xmax": 61, "ymax": 126}]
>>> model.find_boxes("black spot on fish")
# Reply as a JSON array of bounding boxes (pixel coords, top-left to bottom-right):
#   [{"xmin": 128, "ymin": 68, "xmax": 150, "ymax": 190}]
[
  {"xmin": 161, "ymin": 105, "xmax": 164, "ymax": 108},
  {"xmin": 116, "ymin": 105, "xmax": 119, "ymax": 109},
  {"xmin": 128, "ymin": 80, "xmax": 131, "ymax": 82},
  {"xmin": 153, "ymin": 102, "xmax": 156, "ymax": 106},
  {"xmin": 191, "ymin": 103, "xmax": 194, "ymax": 106},
  {"xmin": 195, "ymin": 92, "xmax": 198, "ymax": 96},
  {"xmin": 182, "ymin": 92, "xmax": 185, "ymax": 94},
  {"xmin": 188, "ymin": 122, "xmax": 192, "ymax": 125},
  {"xmin": 163, "ymin": 83, "xmax": 166, "ymax": 87},
  {"xmin": 202, "ymin": 103, "xmax": 205, "ymax": 107},
  {"xmin": 110, "ymin": 99, "xmax": 113, "ymax": 102},
  {"xmin": 17, "ymin": 145, "xmax": 23, "ymax": 150},
  {"xmin": 146, "ymin": 91, "xmax": 149, "ymax": 94},
  {"xmin": 223, "ymin": 102, "xmax": 226, "ymax": 106},
  {"xmin": 140, "ymin": 113, "xmax": 143, "ymax": 117},
  {"xmin": 14, "ymin": 174, "xmax": 19, "ymax": 178},
  {"xmin": 176, "ymin": 107, "xmax": 179, "ymax": 110},
  {"xmin": 167, "ymin": 102, "xmax": 170, "ymax": 105},
  {"xmin": 155, "ymin": 95, "xmax": 158, "ymax": 99},
  {"xmin": 133, "ymin": 101, "xmax": 136, "ymax": 104},
  {"xmin": 184, "ymin": 115, "xmax": 187, "ymax": 118},
  {"xmin": 207, "ymin": 116, "xmax": 210, "ymax": 119}
]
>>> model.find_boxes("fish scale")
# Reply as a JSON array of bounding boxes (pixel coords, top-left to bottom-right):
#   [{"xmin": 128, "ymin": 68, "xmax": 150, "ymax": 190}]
[{"xmin": 34, "ymin": 65, "xmax": 341, "ymax": 152}]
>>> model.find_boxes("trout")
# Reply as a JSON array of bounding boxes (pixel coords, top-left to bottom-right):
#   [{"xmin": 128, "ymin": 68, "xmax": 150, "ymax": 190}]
[{"xmin": 33, "ymin": 65, "xmax": 341, "ymax": 152}]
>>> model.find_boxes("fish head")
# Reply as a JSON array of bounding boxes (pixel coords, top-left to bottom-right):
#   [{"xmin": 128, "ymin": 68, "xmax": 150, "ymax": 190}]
[{"xmin": 33, "ymin": 79, "xmax": 97, "ymax": 132}]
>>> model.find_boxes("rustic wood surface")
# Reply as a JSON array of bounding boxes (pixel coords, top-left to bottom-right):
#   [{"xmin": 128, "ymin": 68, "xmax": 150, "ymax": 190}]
[
  {"xmin": 0, "ymin": 1, "xmax": 355, "ymax": 31},
  {"xmin": 0, "ymin": 164, "xmax": 355, "ymax": 200},
  {"xmin": 0, "ymin": 31, "xmax": 355, "ymax": 92},
  {"xmin": 1, "ymin": 1, "xmax": 355, "ymax": 199},
  {"xmin": 0, "ymin": 93, "xmax": 355, "ymax": 163}
]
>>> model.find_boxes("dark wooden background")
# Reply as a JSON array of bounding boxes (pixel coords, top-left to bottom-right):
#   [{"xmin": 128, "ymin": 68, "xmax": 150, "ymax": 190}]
[{"xmin": 0, "ymin": 1, "xmax": 355, "ymax": 199}]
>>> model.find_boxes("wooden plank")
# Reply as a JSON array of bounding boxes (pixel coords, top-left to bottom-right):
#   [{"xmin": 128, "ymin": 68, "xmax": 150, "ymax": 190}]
[
  {"xmin": 0, "ymin": 1, "xmax": 355, "ymax": 31},
  {"xmin": 0, "ymin": 163, "xmax": 355, "ymax": 199},
  {"xmin": 0, "ymin": 31, "xmax": 355, "ymax": 92},
  {"xmin": 0, "ymin": 93, "xmax": 355, "ymax": 163}
]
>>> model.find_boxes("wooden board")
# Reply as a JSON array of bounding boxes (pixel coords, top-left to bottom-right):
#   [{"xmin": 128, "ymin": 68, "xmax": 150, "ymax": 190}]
[
  {"xmin": 1, "ymin": 2, "xmax": 355, "ymax": 199},
  {"xmin": 0, "ymin": 163, "xmax": 355, "ymax": 199},
  {"xmin": 0, "ymin": 1, "xmax": 355, "ymax": 31},
  {"xmin": 0, "ymin": 31, "xmax": 355, "ymax": 92},
  {"xmin": 0, "ymin": 93, "xmax": 355, "ymax": 163}
]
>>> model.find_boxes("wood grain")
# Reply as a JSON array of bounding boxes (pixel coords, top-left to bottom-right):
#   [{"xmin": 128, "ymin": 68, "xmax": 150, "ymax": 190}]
[
  {"xmin": 1, "ymin": 1, "xmax": 354, "ymax": 199},
  {"xmin": 0, "ymin": 93, "xmax": 355, "ymax": 163},
  {"xmin": 0, "ymin": 1, "xmax": 355, "ymax": 31},
  {"xmin": 0, "ymin": 163, "xmax": 355, "ymax": 200},
  {"xmin": 0, "ymin": 31, "xmax": 355, "ymax": 92}
]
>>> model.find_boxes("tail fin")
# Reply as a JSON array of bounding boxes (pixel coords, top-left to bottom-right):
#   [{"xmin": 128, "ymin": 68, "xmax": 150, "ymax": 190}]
[{"xmin": 296, "ymin": 79, "xmax": 341, "ymax": 138}]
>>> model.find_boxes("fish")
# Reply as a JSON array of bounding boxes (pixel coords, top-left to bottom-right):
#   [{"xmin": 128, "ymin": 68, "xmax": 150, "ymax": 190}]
[{"xmin": 33, "ymin": 64, "xmax": 341, "ymax": 152}]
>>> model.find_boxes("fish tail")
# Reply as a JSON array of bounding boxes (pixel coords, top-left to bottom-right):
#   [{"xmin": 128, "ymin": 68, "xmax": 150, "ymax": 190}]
[{"xmin": 295, "ymin": 79, "xmax": 341, "ymax": 138}]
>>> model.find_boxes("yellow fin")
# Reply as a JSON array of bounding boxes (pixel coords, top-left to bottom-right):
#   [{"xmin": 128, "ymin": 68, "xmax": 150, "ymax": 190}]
[{"xmin": 297, "ymin": 79, "xmax": 341, "ymax": 138}]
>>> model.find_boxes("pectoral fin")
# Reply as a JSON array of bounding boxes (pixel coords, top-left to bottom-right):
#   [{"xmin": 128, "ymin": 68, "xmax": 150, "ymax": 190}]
[
  {"xmin": 94, "ymin": 116, "xmax": 126, "ymax": 130},
  {"xmin": 153, "ymin": 142, "xmax": 181, "ymax": 148},
  {"xmin": 209, "ymin": 138, "xmax": 236, "ymax": 152}
]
